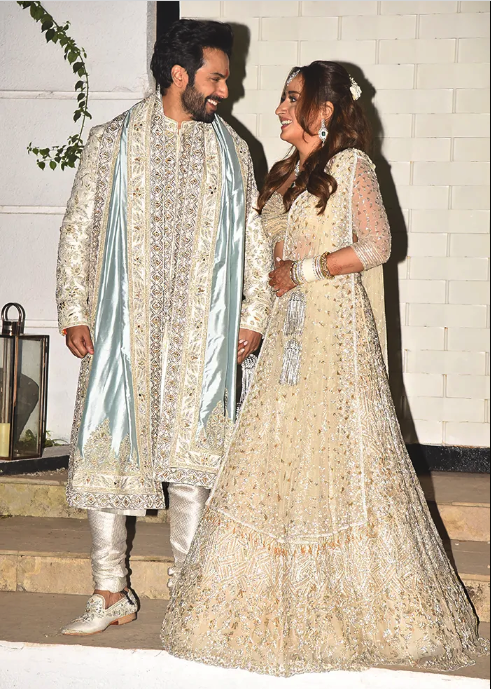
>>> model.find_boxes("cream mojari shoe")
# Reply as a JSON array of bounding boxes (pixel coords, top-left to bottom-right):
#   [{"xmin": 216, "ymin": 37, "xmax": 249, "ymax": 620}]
[{"xmin": 61, "ymin": 591, "xmax": 138, "ymax": 636}]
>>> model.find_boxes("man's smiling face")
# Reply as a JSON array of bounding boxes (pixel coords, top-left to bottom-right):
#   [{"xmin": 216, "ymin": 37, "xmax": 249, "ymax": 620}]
[{"xmin": 181, "ymin": 47, "xmax": 230, "ymax": 123}]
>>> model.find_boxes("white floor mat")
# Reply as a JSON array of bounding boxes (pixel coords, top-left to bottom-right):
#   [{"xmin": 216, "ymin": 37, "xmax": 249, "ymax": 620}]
[{"xmin": 0, "ymin": 641, "xmax": 487, "ymax": 689}]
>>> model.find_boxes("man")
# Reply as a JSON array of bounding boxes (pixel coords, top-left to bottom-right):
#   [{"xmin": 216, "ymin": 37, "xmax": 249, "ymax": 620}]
[{"xmin": 57, "ymin": 20, "xmax": 272, "ymax": 635}]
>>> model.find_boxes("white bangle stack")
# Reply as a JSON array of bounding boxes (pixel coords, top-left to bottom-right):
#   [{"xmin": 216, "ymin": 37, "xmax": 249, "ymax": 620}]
[{"xmin": 291, "ymin": 252, "xmax": 332, "ymax": 285}]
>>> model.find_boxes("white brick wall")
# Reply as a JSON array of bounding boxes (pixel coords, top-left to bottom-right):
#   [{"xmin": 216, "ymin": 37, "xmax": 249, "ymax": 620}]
[
  {"xmin": 0, "ymin": 2, "xmax": 153, "ymax": 440},
  {"xmin": 182, "ymin": 0, "xmax": 490, "ymax": 448}
]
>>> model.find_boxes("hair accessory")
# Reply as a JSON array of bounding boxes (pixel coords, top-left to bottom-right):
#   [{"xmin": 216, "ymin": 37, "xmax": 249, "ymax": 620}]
[
  {"xmin": 286, "ymin": 68, "xmax": 300, "ymax": 85},
  {"xmin": 318, "ymin": 118, "xmax": 328, "ymax": 144},
  {"xmin": 294, "ymin": 161, "xmax": 300, "ymax": 177},
  {"xmin": 349, "ymin": 76, "xmax": 362, "ymax": 101}
]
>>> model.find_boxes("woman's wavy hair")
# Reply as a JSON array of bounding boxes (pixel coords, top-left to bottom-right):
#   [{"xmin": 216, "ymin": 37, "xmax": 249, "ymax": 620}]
[{"xmin": 257, "ymin": 61, "xmax": 371, "ymax": 216}]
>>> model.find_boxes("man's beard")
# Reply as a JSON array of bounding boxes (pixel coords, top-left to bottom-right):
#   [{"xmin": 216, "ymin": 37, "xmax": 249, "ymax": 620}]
[{"xmin": 181, "ymin": 83, "xmax": 219, "ymax": 123}]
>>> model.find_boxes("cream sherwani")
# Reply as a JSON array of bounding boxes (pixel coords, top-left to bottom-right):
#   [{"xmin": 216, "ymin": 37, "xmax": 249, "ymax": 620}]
[{"xmin": 57, "ymin": 95, "xmax": 272, "ymax": 512}]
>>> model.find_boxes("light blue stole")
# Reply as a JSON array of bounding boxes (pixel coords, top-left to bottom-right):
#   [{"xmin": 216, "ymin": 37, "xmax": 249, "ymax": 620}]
[
  {"xmin": 77, "ymin": 112, "xmax": 246, "ymax": 464},
  {"xmin": 77, "ymin": 112, "xmax": 139, "ymax": 463},
  {"xmin": 198, "ymin": 117, "xmax": 246, "ymax": 433}
]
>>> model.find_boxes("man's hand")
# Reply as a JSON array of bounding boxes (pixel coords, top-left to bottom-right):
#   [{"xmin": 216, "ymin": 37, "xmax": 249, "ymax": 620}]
[
  {"xmin": 65, "ymin": 325, "xmax": 95, "ymax": 359},
  {"xmin": 269, "ymin": 258, "xmax": 296, "ymax": 298},
  {"xmin": 238, "ymin": 329, "xmax": 262, "ymax": 365}
]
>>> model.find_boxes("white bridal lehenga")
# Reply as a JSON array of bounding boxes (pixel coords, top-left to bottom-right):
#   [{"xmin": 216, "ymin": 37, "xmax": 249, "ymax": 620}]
[{"xmin": 161, "ymin": 149, "xmax": 489, "ymax": 677}]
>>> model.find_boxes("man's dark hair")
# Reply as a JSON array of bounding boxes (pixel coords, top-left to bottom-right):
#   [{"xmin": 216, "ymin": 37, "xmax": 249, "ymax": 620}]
[{"xmin": 151, "ymin": 19, "xmax": 234, "ymax": 94}]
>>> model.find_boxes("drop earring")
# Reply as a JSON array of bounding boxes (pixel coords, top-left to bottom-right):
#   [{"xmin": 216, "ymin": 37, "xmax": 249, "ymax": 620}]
[{"xmin": 318, "ymin": 118, "xmax": 328, "ymax": 144}]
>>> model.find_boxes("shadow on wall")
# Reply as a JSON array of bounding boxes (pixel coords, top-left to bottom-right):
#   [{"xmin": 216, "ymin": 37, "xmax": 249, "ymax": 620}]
[
  {"xmin": 343, "ymin": 62, "xmax": 418, "ymax": 445},
  {"xmin": 220, "ymin": 23, "xmax": 269, "ymax": 188}
]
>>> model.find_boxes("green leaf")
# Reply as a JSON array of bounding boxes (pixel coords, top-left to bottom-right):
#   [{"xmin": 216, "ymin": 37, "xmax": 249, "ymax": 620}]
[
  {"xmin": 49, "ymin": 161, "xmax": 56, "ymax": 170},
  {"xmin": 77, "ymin": 68, "xmax": 86, "ymax": 77},
  {"xmin": 73, "ymin": 111, "xmax": 81, "ymax": 122},
  {"xmin": 67, "ymin": 51, "xmax": 76, "ymax": 64},
  {"xmin": 45, "ymin": 28, "xmax": 55, "ymax": 41},
  {"xmin": 73, "ymin": 61, "xmax": 83, "ymax": 72},
  {"xmin": 75, "ymin": 80, "xmax": 84, "ymax": 90},
  {"xmin": 38, "ymin": 161, "xmax": 46, "ymax": 170},
  {"xmin": 77, "ymin": 93, "xmax": 85, "ymax": 101}
]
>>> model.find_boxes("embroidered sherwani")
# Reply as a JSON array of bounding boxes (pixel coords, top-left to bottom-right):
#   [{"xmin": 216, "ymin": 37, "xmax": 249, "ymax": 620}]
[{"xmin": 57, "ymin": 95, "xmax": 272, "ymax": 512}]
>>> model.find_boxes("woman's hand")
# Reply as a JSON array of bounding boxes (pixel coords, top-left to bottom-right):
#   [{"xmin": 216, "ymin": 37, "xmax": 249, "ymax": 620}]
[{"xmin": 269, "ymin": 259, "xmax": 296, "ymax": 298}]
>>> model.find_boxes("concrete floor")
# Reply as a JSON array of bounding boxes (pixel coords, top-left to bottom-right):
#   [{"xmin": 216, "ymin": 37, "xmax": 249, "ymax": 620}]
[{"xmin": 0, "ymin": 592, "xmax": 489, "ymax": 680}]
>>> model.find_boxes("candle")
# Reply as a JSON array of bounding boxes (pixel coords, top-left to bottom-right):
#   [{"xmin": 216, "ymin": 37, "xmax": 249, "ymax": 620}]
[{"xmin": 0, "ymin": 423, "xmax": 10, "ymax": 457}]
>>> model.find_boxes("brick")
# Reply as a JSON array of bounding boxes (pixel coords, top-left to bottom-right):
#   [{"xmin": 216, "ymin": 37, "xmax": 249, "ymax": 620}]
[
  {"xmin": 262, "ymin": 137, "xmax": 291, "ymax": 168},
  {"xmin": 454, "ymin": 139, "xmax": 491, "ymax": 163},
  {"xmin": 416, "ymin": 114, "xmax": 490, "ymax": 138},
  {"xmin": 408, "ymin": 303, "xmax": 487, "ymax": 328},
  {"xmin": 410, "ymin": 210, "xmax": 490, "ymax": 234},
  {"xmin": 447, "ymin": 328, "xmax": 490, "ymax": 352},
  {"xmin": 452, "ymin": 185, "xmax": 490, "ymax": 211},
  {"xmin": 234, "ymin": 114, "xmax": 258, "ymax": 138},
  {"xmin": 445, "ymin": 422, "xmax": 490, "ymax": 446},
  {"xmin": 407, "ymin": 234, "xmax": 448, "ymax": 257},
  {"xmin": 342, "ymin": 15, "xmax": 417, "ymax": 40},
  {"xmin": 417, "ymin": 64, "xmax": 490, "ymax": 89},
  {"xmin": 399, "ymin": 279, "xmax": 447, "ymax": 303},
  {"xmin": 412, "ymin": 420, "xmax": 444, "ymax": 445},
  {"xmin": 407, "ymin": 396, "xmax": 485, "ymax": 422},
  {"xmin": 381, "ymin": 2, "xmax": 458, "ymax": 14},
  {"xmin": 180, "ymin": 1, "xmax": 221, "ymax": 17},
  {"xmin": 362, "ymin": 64, "xmax": 415, "ymax": 90},
  {"xmin": 223, "ymin": 1, "xmax": 300, "ymax": 17},
  {"xmin": 413, "ymin": 162, "xmax": 490, "ymax": 187},
  {"xmin": 258, "ymin": 111, "xmax": 284, "ymax": 138},
  {"xmin": 396, "ymin": 186, "xmax": 450, "ymax": 210},
  {"xmin": 259, "ymin": 66, "xmax": 294, "ymax": 91},
  {"xmin": 375, "ymin": 89, "xmax": 453, "ymax": 114},
  {"xmin": 232, "ymin": 89, "xmax": 280, "ymax": 115},
  {"xmin": 407, "ymin": 350, "xmax": 487, "ymax": 375},
  {"xmin": 449, "ymin": 281, "xmax": 490, "ymax": 305},
  {"xmin": 456, "ymin": 89, "xmax": 491, "ymax": 114},
  {"xmin": 301, "ymin": 2, "xmax": 378, "ymax": 16},
  {"xmin": 261, "ymin": 16, "xmax": 338, "ymax": 41},
  {"xmin": 409, "ymin": 256, "xmax": 489, "ymax": 280},
  {"xmin": 450, "ymin": 234, "xmax": 490, "ymax": 258},
  {"xmin": 379, "ymin": 39, "xmax": 456, "ymax": 65},
  {"xmin": 447, "ymin": 375, "xmax": 490, "ymax": 399},
  {"xmin": 382, "ymin": 138, "xmax": 451, "ymax": 162},
  {"xmin": 389, "ymin": 162, "xmax": 411, "ymax": 186},
  {"xmin": 420, "ymin": 12, "xmax": 490, "ymax": 38},
  {"xmin": 379, "ymin": 114, "xmax": 414, "ymax": 138},
  {"xmin": 248, "ymin": 41, "xmax": 298, "ymax": 66},
  {"xmin": 403, "ymin": 373, "xmax": 445, "ymax": 397},
  {"xmin": 461, "ymin": 2, "xmax": 491, "ymax": 11},
  {"xmin": 400, "ymin": 325, "xmax": 446, "ymax": 350},
  {"xmin": 241, "ymin": 66, "xmax": 259, "ymax": 91},
  {"xmin": 300, "ymin": 40, "xmax": 377, "ymax": 65},
  {"xmin": 459, "ymin": 38, "xmax": 491, "ymax": 63}
]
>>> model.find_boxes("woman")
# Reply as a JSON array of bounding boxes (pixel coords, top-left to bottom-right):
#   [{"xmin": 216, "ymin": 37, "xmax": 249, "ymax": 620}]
[{"xmin": 161, "ymin": 62, "xmax": 488, "ymax": 677}]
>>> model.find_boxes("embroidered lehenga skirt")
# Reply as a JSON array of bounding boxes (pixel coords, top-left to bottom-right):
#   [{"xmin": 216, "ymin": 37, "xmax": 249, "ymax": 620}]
[{"xmin": 161, "ymin": 151, "xmax": 488, "ymax": 677}]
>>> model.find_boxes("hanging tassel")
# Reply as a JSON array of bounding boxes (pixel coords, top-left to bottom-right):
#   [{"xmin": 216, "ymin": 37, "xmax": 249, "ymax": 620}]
[
  {"xmin": 280, "ymin": 339, "xmax": 302, "ymax": 386},
  {"xmin": 237, "ymin": 354, "xmax": 258, "ymax": 414},
  {"xmin": 283, "ymin": 291, "xmax": 307, "ymax": 337}
]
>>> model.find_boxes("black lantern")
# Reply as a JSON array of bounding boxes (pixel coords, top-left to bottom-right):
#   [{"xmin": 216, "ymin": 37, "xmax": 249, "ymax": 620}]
[{"xmin": 0, "ymin": 304, "xmax": 49, "ymax": 460}]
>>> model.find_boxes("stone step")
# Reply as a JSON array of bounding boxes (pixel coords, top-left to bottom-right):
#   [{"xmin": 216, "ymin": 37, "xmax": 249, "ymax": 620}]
[
  {"xmin": 0, "ymin": 516, "xmax": 489, "ymax": 621},
  {"xmin": 0, "ymin": 592, "xmax": 489, "ymax": 682},
  {"xmin": 1, "ymin": 471, "xmax": 489, "ymax": 540}
]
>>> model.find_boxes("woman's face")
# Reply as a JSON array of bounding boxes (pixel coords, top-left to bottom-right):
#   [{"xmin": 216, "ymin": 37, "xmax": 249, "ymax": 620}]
[{"xmin": 275, "ymin": 74, "xmax": 322, "ymax": 150}]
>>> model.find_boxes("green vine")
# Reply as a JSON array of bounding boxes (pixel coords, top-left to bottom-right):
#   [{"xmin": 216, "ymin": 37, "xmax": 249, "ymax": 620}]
[{"xmin": 17, "ymin": 1, "xmax": 92, "ymax": 170}]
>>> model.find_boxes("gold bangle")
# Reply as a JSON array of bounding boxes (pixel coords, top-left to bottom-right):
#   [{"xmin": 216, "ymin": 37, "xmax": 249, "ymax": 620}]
[{"xmin": 320, "ymin": 251, "xmax": 332, "ymax": 278}]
